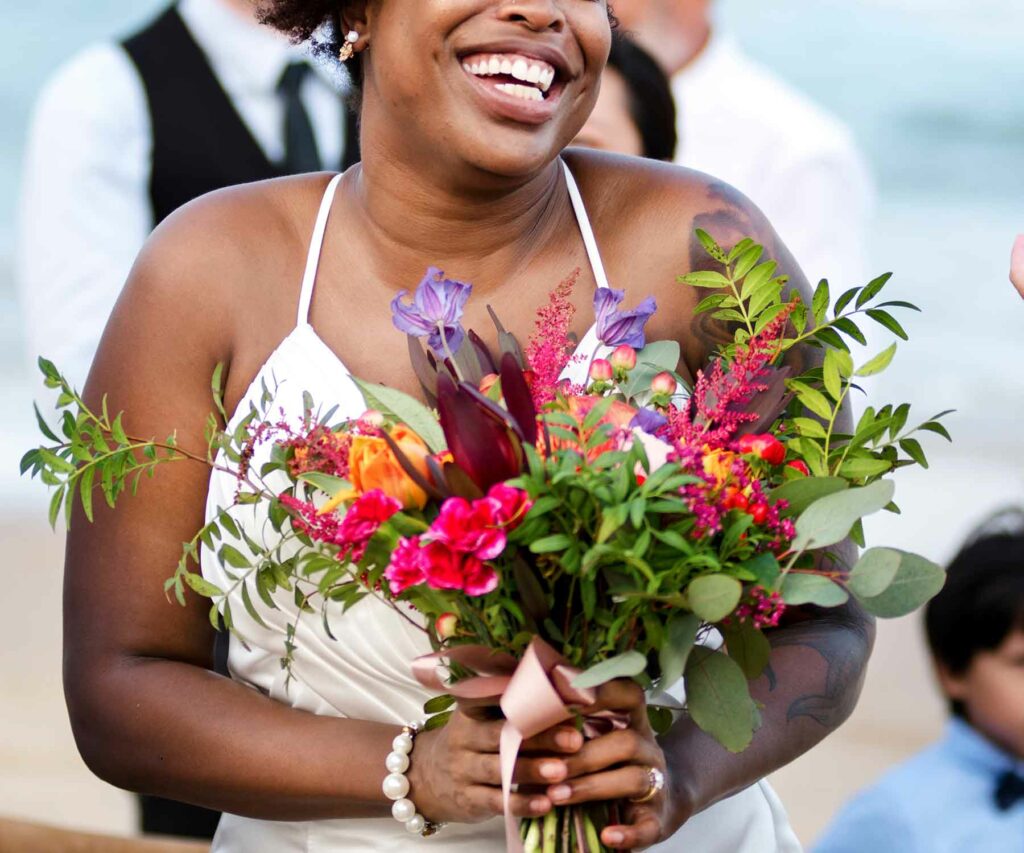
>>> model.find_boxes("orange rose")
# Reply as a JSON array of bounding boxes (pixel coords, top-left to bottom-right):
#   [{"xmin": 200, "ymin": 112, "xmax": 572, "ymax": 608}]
[{"xmin": 350, "ymin": 425, "xmax": 431, "ymax": 510}]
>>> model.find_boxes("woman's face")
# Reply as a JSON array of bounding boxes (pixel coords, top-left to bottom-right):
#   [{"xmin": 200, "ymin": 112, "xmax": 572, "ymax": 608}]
[{"xmin": 360, "ymin": 0, "xmax": 612, "ymax": 178}]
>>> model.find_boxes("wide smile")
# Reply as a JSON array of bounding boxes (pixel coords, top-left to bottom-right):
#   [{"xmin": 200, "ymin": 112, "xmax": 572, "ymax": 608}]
[{"xmin": 458, "ymin": 49, "xmax": 568, "ymax": 125}]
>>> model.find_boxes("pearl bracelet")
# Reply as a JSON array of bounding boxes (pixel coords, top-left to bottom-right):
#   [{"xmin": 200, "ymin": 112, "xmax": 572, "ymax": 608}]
[{"xmin": 382, "ymin": 723, "xmax": 444, "ymax": 837}]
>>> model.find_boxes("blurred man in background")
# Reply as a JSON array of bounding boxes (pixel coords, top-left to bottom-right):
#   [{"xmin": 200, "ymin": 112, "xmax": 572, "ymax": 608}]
[
  {"xmin": 613, "ymin": 0, "xmax": 872, "ymax": 288},
  {"xmin": 815, "ymin": 509, "xmax": 1024, "ymax": 851},
  {"xmin": 16, "ymin": 0, "xmax": 357, "ymax": 394},
  {"xmin": 1011, "ymin": 235, "xmax": 1024, "ymax": 298},
  {"xmin": 15, "ymin": 0, "xmax": 357, "ymax": 838}
]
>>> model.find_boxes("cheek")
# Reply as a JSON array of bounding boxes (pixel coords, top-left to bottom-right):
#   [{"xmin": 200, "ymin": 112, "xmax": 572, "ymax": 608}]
[{"xmin": 963, "ymin": 662, "xmax": 1024, "ymax": 752}]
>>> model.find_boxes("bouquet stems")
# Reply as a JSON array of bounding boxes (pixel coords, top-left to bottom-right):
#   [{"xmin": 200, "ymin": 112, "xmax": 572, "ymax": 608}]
[{"xmin": 520, "ymin": 804, "xmax": 614, "ymax": 853}]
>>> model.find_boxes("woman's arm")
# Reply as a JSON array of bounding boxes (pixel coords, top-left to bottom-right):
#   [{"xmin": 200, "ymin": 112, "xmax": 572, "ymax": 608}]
[{"xmin": 61, "ymin": 189, "xmax": 567, "ymax": 822}]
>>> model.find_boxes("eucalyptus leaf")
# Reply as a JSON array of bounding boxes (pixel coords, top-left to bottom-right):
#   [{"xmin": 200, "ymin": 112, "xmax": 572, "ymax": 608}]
[
  {"xmin": 848, "ymin": 547, "xmax": 901, "ymax": 599},
  {"xmin": 792, "ymin": 479, "xmax": 895, "ymax": 551},
  {"xmin": 684, "ymin": 647, "xmax": 757, "ymax": 753},
  {"xmin": 781, "ymin": 573, "xmax": 850, "ymax": 607},
  {"xmin": 620, "ymin": 341, "xmax": 681, "ymax": 399},
  {"xmin": 571, "ymin": 650, "xmax": 648, "ymax": 689},
  {"xmin": 658, "ymin": 613, "xmax": 701, "ymax": 688},
  {"xmin": 769, "ymin": 476, "xmax": 848, "ymax": 517},
  {"xmin": 723, "ymin": 621, "xmax": 772, "ymax": 679},
  {"xmin": 856, "ymin": 551, "xmax": 946, "ymax": 618},
  {"xmin": 687, "ymin": 574, "xmax": 743, "ymax": 622}
]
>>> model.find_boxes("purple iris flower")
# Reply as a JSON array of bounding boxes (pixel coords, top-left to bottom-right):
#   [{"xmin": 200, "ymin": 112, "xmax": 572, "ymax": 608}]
[
  {"xmin": 391, "ymin": 267, "xmax": 472, "ymax": 359},
  {"xmin": 593, "ymin": 287, "xmax": 657, "ymax": 349},
  {"xmin": 630, "ymin": 407, "xmax": 669, "ymax": 435}
]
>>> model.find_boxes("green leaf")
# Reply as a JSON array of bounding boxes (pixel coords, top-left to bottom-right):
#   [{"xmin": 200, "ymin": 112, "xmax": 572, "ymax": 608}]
[
  {"xmin": 811, "ymin": 279, "xmax": 830, "ymax": 326},
  {"xmin": 919, "ymin": 421, "xmax": 952, "ymax": 442},
  {"xmin": 857, "ymin": 551, "xmax": 946, "ymax": 618},
  {"xmin": 684, "ymin": 647, "xmax": 757, "ymax": 753},
  {"xmin": 695, "ymin": 228, "xmax": 727, "ymax": 264},
  {"xmin": 814, "ymin": 327, "xmax": 850, "ymax": 352},
  {"xmin": 866, "ymin": 309, "xmax": 909, "ymax": 341},
  {"xmin": 33, "ymin": 403, "xmax": 60, "ymax": 443},
  {"xmin": 571, "ymin": 650, "xmax": 648, "ymax": 689},
  {"xmin": 647, "ymin": 705, "xmax": 674, "ymax": 735},
  {"xmin": 218, "ymin": 544, "xmax": 251, "ymax": 570},
  {"xmin": 733, "ymin": 243, "xmax": 763, "ymax": 279},
  {"xmin": 423, "ymin": 694, "xmax": 456, "ymax": 715},
  {"xmin": 855, "ymin": 343, "xmax": 898, "ymax": 377},
  {"xmin": 770, "ymin": 477, "xmax": 848, "ymax": 517},
  {"xmin": 856, "ymin": 272, "xmax": 893, "ymax": 308},
  {"xmin": 838, "ymin": 457, "xmax": 893, "ymax": 479},
  {"xmin": 297, "ymin": 472, "xmax": 353, "ymax": 497},
  {"xmin": 529, "ymin": 534, "xmax": 573, "ymax": 554},
  {"xmin": 687, "ymin": 574, "xmax": 743, "ymax": 622},
  {"xmin": 78, "ymin": 465, "xmax": 96, "ymax": 523},
  {"xmin": 423, "ymin": 710, "xmax": 453, "ymax": 731},
  {"xmin": 352, "ymin": 379, "xmax": 446, "ymax": 453},
  {"xmin": 833, "ymin": 318, "xmax": 867, "ymax": 346},
  {"xmin": 848, "ymin": 548, "xmax": 901, "ymax": 599},
  {"xmin": 740, "ymin": 260, "xmax": 777, "ymax": 299},
  {"xmin": 723, "ymin": 621, "xmax": 772, "ymax": 679},
  {"xmin": 680, "ymin": 270, "xmax": 731, "ymax": 289},
  {"xmin": 889, "ymin": 403, "xmax": 911, "ymax": 440},
  {"xmin": 822, "ymin": 349, "xmax": 843, "ymax": 400},
  {"xmin": 793, "ymin": 479, "xmax": 895, "ymax": 551},
  {"xmin": 787, "ymin": 381, "xmax": 833, "ymax": 420},
  {"xmin": 620, "ymin": 341, "xmax": 681, "ymax": 399},
  {"xmin": 240, "ymin": 580, "xmax": 270, "ymax": 629},
  {"xmin": 781, "ymin": 573, "xmax": 849, "ymax": 606},
  {"xmin": 899, "ymin": 438, "xmax": 928, "ymax": 468},
  {"xmin": 658, "ymin": 613, "xmax": 701, "ymax": 688},
  {"xmin": 833, "ymin": 287, "xmax": 860, "ymax": 317},
  {"xmin": 790, "ymin": 417, "xmax": 828, "ymax": 439},
  {"xmin": 740, "ymin": 552, "xmax": 781, "ymax": 588},
  {"xmin": 183, "ymin": 572, "xmax": 223, "ymax": 599},
  {"xmin": 694, "ymin": 293, "xmax": 732, "ymax": 315}
]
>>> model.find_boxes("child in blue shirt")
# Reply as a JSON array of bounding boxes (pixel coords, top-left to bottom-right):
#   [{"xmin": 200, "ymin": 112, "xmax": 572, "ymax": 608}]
[{"xmin": 815, "ymin": 508, "xmax": 1024, "ymax": 852}]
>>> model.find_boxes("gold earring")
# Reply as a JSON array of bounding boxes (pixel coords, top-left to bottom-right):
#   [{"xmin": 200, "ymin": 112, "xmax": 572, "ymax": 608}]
[{"xmin": 339, "ymin": 30, "xmax": 359, "ymax": 62}]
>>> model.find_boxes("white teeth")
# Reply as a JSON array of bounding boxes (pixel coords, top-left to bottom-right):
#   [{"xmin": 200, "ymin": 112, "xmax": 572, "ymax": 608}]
[
  {"xmin": 511, "ymin": 58, "xmax": 529, "ymax": 82},
  {"xmin": 500, "ymin": 57, "xmax": 513, "ymax": 75},
  {"xmin": 463, "ymin": 61, "xmax": 472, "ymax": 73},
  {"xmin": 495, "ymin": 82, "xmax": 543, "ymax": 102},
  {"xmin": 488, "ymin": 56, "xmax": 501, "ymax": 75},
  {"xmin": 526, "ymin": 64, "xmax": 542, "ymax": 84},
  {"xmin": 540, "ymin": 68, "xmax": 555, "ymax": 92},
  {"xmin": 462, "ymin": 54, "xmax": 557, "ymax": 96}
]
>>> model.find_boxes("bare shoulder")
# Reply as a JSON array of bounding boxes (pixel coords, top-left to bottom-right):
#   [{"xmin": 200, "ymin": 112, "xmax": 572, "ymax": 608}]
[
  {"xmin": 89, "ymin": 173, "xmax": 337, "ymax": 411},
  {"xmin": 562, "ymin": 149, "xmax": 808, "ymax": 374}
]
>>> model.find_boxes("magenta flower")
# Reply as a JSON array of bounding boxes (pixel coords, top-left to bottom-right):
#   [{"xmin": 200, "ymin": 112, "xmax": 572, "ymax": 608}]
[
  {"xmin": 487, "ymin": 484, "xmax": 533, "ymax": 530},
  {"xmin": 428, "ymin": 496, "xmax": 507, "ymax": 560},
  {"xmin": 593, "ymin": 287, "xmax": 657, "ymax": 349},
  {"xmin": 421, "ymin": 541, "xmax": 499, "ymax": 597},
  {"xmin": 391, "ymin": 267, "xmax": 472, "ymax": 358},
  {"xmin": 384, "ymin": 535, "xmax": 428, "ymax": 595}
]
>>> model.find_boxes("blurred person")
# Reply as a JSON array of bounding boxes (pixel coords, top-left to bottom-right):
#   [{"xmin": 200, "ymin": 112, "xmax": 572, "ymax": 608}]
[
  {"xmin": 16, "ymin": 0, "xmax": 360, "ymax": 394},
  {"xmin": 572, "ymin": 33, "xmax": 677, "ymax": 160},
  {"xmin": 16, "ymin": 0, "xmax": 358, "ymax": 839},
  {"xmin": 815, "ymin": 508, "xmax": 1024, "ymax": 852},
  {"xmin": 613, "ymin": 0, "xmax": 872, "ymax": 288},
  {"xmin": 1011, "ymin": 234, "xmax": 1024, "ymax": 299}
]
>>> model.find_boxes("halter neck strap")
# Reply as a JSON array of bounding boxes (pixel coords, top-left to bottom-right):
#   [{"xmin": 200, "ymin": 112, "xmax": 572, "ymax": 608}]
[{"xmin": 296, "ymin": 173, "xmax": 344, "ymax": 327}]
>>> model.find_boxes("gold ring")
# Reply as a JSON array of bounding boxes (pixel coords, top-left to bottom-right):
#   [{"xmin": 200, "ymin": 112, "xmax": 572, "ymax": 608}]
[{"xmin": 629, "ymin": 766, "xmax": 665, "ymax": 804}]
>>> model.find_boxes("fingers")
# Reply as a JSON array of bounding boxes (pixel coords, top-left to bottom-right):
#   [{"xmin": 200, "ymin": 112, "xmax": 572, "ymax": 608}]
[
  {"xmin": 450, "ymin": 712, "xmax": 582, "ymax": 756},
  {"xmin": 561, "ymin": 727, "xmax": 662, "ymax": 779},
  {"xmin": 468, "ymin": 751, "xmax": 571, "ymax": 787},
  {"xmin": 469, "ymin": 785, "xmax": 552, "ymax": 819},
  {"xmin": 546, "ymin": 763, "xmax": 660, "ymax": 807},
  {"xmin": 582, "ymin": 678, "xmax": 649, "ymax": 727},
  {"xmin": 601, "ymin": 806, "xmax": 664, "ymax": 850}
]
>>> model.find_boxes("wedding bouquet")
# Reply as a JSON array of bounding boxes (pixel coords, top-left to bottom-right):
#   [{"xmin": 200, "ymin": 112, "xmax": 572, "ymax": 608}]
[{"xmin": 24, "ymin": 230, "xmax": 951, "ymax": 852}]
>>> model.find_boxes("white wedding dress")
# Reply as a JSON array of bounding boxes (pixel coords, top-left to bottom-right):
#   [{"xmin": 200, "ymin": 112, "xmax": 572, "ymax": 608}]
[{"xmin": 202, "ymin": 162, "xmax": 803, "ymax": 852}]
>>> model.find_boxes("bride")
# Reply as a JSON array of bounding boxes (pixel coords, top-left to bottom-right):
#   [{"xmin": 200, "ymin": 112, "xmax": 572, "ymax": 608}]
[{"xmin": 63, "ymin": 1, "xmax": 873, "ymax": 850}]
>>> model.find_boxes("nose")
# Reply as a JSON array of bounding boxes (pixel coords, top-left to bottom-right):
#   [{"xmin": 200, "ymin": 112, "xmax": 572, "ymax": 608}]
[{"xmin": 496, "ymin": 0, "xmax": 566, "ymax": 33}]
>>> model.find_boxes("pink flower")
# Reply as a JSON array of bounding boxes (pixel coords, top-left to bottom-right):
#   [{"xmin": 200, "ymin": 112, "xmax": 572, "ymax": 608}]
[
  {"xmin": 610, "ymin": 344, "xmax": 637, "ymax": 371},
  {"xmin": 421, "ymin": 541, "xmax": 499, "ymax": 596},
  {"xmin": 651, "ymin": 372, "xmax": 677, "ymax": 396},
  {"xmin": 337, "ymin": 489, "xmax": 402, "ymax": 561},
  {"xmin": 589, "ymin": 358, "xmax": 613, "ymax": 382},
  {"xmin": 487, "ymin": 484, "xmax": 533, "ymax": 530},
  {"xmin": 385, "ymin": 536, "xmax": 428, "ymax": 595},
  {"xmin": 429, "ymin": 496, "xmax": 507, "ymax": 560}
]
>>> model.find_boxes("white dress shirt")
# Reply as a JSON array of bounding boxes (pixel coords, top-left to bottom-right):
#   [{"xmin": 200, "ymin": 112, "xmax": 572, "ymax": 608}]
[
  {"xmin": 674, "ymin": 33, "xmax": 873, "ymax": 291},
  {"xmin": 16, "ymin": 0, "xmax": 348, "ymax": 392}
]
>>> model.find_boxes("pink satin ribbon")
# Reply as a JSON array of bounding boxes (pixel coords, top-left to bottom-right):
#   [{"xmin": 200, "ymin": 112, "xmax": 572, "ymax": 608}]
[{"xmin": 413, "ymin": 637, "xmax": 626, "ymax": 851}]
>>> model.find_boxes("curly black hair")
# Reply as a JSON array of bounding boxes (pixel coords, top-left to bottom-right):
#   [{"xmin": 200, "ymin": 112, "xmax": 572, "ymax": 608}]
[{"xmin": 257, "ymin": 1, "xmax": 618, "ymax": 75}]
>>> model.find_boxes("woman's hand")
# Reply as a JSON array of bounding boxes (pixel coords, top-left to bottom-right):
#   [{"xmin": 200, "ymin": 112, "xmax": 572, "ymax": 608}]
[
  {"xmin": 1011, "ymin": 235, "xmax": 1024, "ymax": 300},
  {"xmin": 543, "ymin": 680, "xmax": 691, "ymax": 850},
  {"xmin": 407, "ymin": 706, "xmax": 585, "ymax": 824}
]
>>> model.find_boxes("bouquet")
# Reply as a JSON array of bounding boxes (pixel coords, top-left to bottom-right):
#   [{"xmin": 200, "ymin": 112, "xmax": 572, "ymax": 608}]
[{"xmin": 24, "ymin": 230, "xmax": 951, "ymax": 852}]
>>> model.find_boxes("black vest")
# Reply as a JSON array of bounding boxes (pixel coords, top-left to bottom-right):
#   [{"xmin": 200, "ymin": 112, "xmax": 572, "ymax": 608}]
[{"xmin": 122, "ymin": 4, "xmax": 359, "ymax": 226}]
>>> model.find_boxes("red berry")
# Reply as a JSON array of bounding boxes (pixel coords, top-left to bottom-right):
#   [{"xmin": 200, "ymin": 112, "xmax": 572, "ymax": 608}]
[
  {"xmin": 748, "ymin": 503, "xmax": 769, "ymax": 525},
  {"xmin": 787, "ymin": 460, "xmax": 810, "ymax": 477}
]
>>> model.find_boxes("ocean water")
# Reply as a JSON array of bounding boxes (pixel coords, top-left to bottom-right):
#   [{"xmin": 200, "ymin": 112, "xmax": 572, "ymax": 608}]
[{"xmin": 2, "ymin": 0, "xmax": 1022, "ymax": 541}]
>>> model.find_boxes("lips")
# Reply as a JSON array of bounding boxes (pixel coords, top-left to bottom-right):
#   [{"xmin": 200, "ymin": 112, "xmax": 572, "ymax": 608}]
[{"xmin": 456, "ymin": 43, "xmax": 572, "ymax": 125}]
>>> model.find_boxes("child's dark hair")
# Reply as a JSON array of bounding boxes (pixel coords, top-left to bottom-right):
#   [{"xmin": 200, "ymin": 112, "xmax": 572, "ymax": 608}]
[
  {"xmin": 605, "ymin": 34, "xmax": 677, "ymax": 161},
  {"xmin": 925, "ymin": 507, "xmax": 1024, "ymax": 717}
]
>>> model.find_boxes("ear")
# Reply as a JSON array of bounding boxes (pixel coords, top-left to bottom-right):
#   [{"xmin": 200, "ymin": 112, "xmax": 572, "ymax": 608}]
[
  {"xmin": 340, "ymin": 0, "xmax": 371, "ymax": 36},
  {"xmin": 934, "ymin": 660, "xmax": 969, "ymax": 702}
]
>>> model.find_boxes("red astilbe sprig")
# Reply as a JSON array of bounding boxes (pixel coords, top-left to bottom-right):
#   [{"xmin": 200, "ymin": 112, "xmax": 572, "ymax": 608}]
[
  {"xmin": 524, "ymin": 269, "xmax": 584, "ymax": 407},
  {"xmin": 283, "ymin": 424, "xmax": 354, "ymax": 479},
  {"xmin": 668, "ymin": 300, "xmax": 796, "ymax": 449}
]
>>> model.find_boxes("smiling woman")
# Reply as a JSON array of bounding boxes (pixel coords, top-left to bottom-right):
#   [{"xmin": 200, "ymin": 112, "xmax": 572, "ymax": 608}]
[{"xmin": 60, "ymin": 1, "xmax": 873, "ymax": 852}]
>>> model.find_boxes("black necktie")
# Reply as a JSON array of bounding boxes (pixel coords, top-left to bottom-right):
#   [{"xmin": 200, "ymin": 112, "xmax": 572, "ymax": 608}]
[
  {"xmin": 277, "ymin": 62, "xmax": 323, "ymax": 174},
  {"xmin": 994, "ymin": 770, "xmax": 1024, "ymax": 811}
]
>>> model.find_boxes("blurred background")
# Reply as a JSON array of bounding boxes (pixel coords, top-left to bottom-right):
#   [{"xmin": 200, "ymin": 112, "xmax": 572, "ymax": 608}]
[{"xmin": 1, "ymin": 0, "xmax": 1022, "ymax": 847}]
